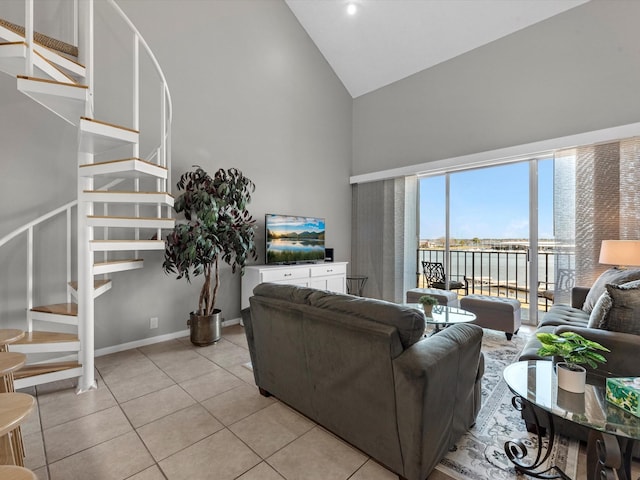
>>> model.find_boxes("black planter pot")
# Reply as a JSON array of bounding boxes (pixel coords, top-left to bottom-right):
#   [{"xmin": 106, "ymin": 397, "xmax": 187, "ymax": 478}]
[{"xmin": 188, "ymin": 310, "xmax": 221, "ymax": 346}]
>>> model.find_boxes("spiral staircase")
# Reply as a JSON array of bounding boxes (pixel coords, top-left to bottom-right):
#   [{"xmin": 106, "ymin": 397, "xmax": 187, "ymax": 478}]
[{"xmin": 0, "ymin": 1, "xmax": 174, "ymax": 392}]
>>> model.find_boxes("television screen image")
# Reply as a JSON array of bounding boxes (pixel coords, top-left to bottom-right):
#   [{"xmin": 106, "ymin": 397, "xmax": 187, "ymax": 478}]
[{"xmin": 266, "ymin": 214, "xmax": 326, "ymax": 264}]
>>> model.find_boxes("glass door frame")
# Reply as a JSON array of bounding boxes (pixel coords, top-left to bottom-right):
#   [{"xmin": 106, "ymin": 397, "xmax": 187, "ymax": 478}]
[{"xmin": 424, "ymin": 157, "xmax": 543, "ymax": 325}]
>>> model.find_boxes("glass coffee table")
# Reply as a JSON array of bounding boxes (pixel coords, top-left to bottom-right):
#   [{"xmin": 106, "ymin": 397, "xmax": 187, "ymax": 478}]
[
  {"xmin": 503, "ymin": 360, "xmax": 640, "ymax": 480},
  {"xmin": 406, "ymin": 304, "xmax": 476, "ymax": 334}
]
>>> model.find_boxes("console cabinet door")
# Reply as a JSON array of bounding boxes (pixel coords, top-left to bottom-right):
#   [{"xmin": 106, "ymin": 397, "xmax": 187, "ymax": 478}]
[{"xmin": 242, "ymin": 262, "xmax": 348, "ymax": 309}]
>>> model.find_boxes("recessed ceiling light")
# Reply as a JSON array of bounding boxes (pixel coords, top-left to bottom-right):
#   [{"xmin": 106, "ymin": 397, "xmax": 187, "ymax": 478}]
[{"xmin": 346, "ymin": 2, "xmax": 357, "ymax": 15}]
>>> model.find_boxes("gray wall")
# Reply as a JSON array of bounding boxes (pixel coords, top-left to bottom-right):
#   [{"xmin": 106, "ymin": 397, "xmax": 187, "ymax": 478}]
[
  {"xmin": 0, "ymin": 0, "xmax": 352, "ymax": 348},
  {"xmin": 352, "ymin": 0, "xmax": 640, "ymax": 177}
]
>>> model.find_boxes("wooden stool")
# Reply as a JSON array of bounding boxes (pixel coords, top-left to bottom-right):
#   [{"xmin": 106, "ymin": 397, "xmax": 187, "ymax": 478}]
[
  {"xmin": 0, "ymin": 353, "xmax": 28, "ymax": 466},
  {"xmin": 0, "ymin": 330, "xmax": 25, "ymax": 353},
  {"xmin": 0, "ymin": 465, "xmax": 37, "ymax": 479},
  {"xmin": 0, "ymin": 353, "xmax": 27, "ymax": 393},
  {"xmin": 0, "ymin": 393, "xmax": 34, "ymax": 466}
]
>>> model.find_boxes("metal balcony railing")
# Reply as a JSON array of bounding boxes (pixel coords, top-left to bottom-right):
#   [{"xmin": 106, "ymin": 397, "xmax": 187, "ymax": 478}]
[{"xmin": 416, "ymin": 248, "xmax": 576, "ymax": 309}]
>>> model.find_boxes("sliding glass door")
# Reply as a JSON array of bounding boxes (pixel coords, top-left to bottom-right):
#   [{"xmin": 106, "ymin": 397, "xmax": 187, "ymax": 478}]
[{"xmin": 419, "ymin": 159, "xmax": 554, "ymax": 324}]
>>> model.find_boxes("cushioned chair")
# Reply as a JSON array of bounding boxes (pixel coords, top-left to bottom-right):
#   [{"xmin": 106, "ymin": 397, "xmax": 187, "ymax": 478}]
[
  {"xmin": 537, "ymin": 267, "xmax": 575, "ymax": 309},
  {"xmin": 421, "ymin": 261, "xmax": 468, "ymax": 295}
]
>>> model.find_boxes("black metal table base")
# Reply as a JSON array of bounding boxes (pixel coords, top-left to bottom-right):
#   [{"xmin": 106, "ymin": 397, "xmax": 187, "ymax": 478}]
[
  {"xmin": 506, "ymin": 394, "xmax": 636, "ymax": 480},
  {"xmin": 586, "ymin": 430, "xmax": 634, "ymax": 480},
  {"xmin": 504, "ymin": 395, "xmax": 572, "ymax": 479}
]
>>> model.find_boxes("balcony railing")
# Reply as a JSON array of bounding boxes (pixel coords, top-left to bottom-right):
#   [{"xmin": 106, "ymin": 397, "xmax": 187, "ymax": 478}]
[{"xmin": 416, "ymin": 248, "xmax": 576, "ymax": 308}]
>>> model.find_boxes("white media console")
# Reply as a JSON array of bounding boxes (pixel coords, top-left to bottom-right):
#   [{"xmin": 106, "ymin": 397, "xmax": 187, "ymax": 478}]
[{"xmin": 241, "ymin": 262, "xmax": 348, "ymax": 309}]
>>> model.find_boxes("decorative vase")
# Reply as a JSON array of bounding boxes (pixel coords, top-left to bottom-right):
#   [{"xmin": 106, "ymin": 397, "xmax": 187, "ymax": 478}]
[
  {"xmin": 188, "ymin": 310, "xmax": 222, "ymax": 346},
  {"xmin": 556, "ymin": 362, "xmax": 586, "ymax": 394},
  {"xmin": 421, "ymin": 304, "xmax": 433, "ymax": 317},
  {"xmin": 556, "ymin": 387, "xmax": 586, "ymax": 413}
]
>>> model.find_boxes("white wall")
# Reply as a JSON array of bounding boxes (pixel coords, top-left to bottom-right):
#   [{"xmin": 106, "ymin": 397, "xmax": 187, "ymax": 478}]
[
  {"xmin": 352, "ymin": 0, "xmax": 640, "ymax": 177},
  {"xmin": 0, "ymin": 0, "xmax": 352, "ymax": 348}
]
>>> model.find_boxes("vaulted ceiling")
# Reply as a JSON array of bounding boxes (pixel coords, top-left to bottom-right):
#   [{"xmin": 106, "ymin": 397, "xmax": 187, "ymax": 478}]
[{"xmin": 285, "ymin": 0, "xmax": 589, "ymax": 98}]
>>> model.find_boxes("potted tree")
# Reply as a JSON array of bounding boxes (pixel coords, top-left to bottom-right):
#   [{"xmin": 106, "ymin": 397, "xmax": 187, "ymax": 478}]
[
  {"xmin": 536, "ymin": 331, "xmax": 609, "ymax": 393},
  {"xmin": 418, "ymin": 294, "xmax": 438, "ymax": 317},
  {"xmin": 163, "ymin": 166, "xmax": 258, "ymax": 346}
]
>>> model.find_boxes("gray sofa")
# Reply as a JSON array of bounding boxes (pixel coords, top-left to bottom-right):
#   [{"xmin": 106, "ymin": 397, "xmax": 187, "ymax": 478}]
[
  {"xmin": 520, "ymin": 269, "xmax": 640, "ymax": 378},
  {"xmin": 243, "ymin": 283, "xmax": 485, "ymax": 480},
  {"xmin": 518, "ymin": 267, "xmax": 640, "ymax": 440}
]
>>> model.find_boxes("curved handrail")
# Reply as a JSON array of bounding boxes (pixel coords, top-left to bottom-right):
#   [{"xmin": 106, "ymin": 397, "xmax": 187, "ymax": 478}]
[{"xmin": 0, "ymin": 199, "xmax": 77, "ymax": 249}]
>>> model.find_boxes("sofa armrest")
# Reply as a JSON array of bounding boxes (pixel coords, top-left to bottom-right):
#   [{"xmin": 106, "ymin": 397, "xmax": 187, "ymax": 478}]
[
  {"xmin": 571, "ymin": 286, "xmax": 590, "ymax": 309},
  {"xmin": 392, "ymin": 324, "xmax": 483, "ymax": 480},
  {"xmin": 554, "ymin": 325, "xmax": 640, "ymax": 377}
]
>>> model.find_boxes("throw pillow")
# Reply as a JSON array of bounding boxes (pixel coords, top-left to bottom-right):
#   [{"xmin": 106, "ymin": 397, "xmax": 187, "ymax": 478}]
[
  {"xmin": 587, "ymin": 291, "xmax": 612, "ymax": 329},
  {"xmin": 582, "ymin": 267, "xmax": 640, "ymax": 313},
  {"xmin": 602, "ymin": 279, "xmax": 640, "ymax": 335}
]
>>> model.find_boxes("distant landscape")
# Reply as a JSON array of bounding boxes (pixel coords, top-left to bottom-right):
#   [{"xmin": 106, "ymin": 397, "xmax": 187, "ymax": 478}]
[
  {"xmin": 267, "ymin": 229, "xmax": 325, "ymax": 241},
  {"xmin": 266, "ymin": 229, "xmax": 326, "ymax": 264},
  {"xmin": 420, "ymin": 238, "xmax": 560, "ymax": 251}
]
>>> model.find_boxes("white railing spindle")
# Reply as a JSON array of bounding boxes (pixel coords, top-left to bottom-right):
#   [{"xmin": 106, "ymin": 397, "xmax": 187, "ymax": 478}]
[
  {"xmin": 26, "ymin": 227, "xmax": 33, "ymax": 333},
  {"xmin": 67, "ymin": 208, "xmax": 72, "ymax": 304},
  {"xmin": 25, "ymin": 0, "xmax": 34, "ymax": 76}
]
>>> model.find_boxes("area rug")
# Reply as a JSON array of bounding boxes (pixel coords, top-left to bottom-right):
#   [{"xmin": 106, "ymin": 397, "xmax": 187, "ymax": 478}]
[{"xmin": 435, "ymin": 328, "xmax": 580, "ymax": 480}]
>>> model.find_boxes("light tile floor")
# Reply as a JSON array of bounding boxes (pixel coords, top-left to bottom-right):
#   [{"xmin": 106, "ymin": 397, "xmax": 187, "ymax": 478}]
[
  {"xmin": 19, "ymin": 325, "xmax": 404, "ymax": 480},
  {"xmin": 17, "ymin": 324, "xmax": 634, "ymax": 480}
]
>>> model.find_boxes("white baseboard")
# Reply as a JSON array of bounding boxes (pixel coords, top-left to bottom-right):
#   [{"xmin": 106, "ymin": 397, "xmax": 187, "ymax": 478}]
[{"xmin": 95, "ymin": 316, "xmax": 241, "ymax": 357}]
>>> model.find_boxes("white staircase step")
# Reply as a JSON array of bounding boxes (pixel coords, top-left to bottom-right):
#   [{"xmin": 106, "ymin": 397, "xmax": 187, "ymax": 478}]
[
  {"xmin": 82, "ymin": 190, "xmax": 174, "ymax": 207},
  {"xmin": 90, "ymin": 239, "xmax": 165, "ymax": 252},
  {"xmin": 33, "ymin": 51, "xmax": 77, "ymax": 83},
  {"xmin": 9, "ymin": 331, "xmax": 80, "ymax": 354},
  {"xmin": 34, "ymin": 44, "xmax": 85, "ymax": 78},
  {"xmin": 0, "ymin": 20, "xmax": 85, "ymax": 78},
  {"xmin": 87, "ymin": 215, "xmax": 175, "ymax": 229},
  {"xmin": 94, "ymin": 258, "xmax": 144, "ymax": 275},
  {"xmin": 79, "ymin": 117, "xmax": 139, "ymax": 155},
  {"xmin": 68, "ymin": 279, "xmax": 113, "ymax": 300},
  {"xmin": 0, "ymin": 41, "xmax": 27, "ymax": 76},
  {"xmin": 14, "ymin": 362, "xmax": 82, "ymax": 390},
  {"xmin": 0, "ymin": 44, "xmax": 75, "ymax": 82},
  {"xmin": 79, "ymin": 158, "xmax": 168, "ymax": 179},
  {"xmin": 30, "ymin": 303, "xmax": 78, "ymax": 326},
  {"xmin": 17, "ymin": 75, "xmax": 87, "ymax": 125}
]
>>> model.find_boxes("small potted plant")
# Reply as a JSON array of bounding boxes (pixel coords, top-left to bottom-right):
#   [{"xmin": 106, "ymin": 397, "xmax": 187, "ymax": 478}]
[
  {"xmin": 536, "ymin": 331, "xmax": 609, "ymax": 393},
  {"xmin": 418, "ymin": 294, "xmax": 438, "ymax": 317},
  {"xmin": 163, "ymin": 166, "xmax": 258, "ymax": 346}
]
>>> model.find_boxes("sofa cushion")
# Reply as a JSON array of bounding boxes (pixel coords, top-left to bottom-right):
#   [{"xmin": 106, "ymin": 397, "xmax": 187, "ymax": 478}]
[
  {"xmin": 587, "ymin": 292, "xmax": 613, "ymax": 329},
  {"xmin": 538, "ymin": 304, "xmax": 589, "ymax": 328},
  {"xmin": 601, "ymin": 279, "xmax": 640, "ymax": 335},
  {"xmin": 253, "ymin": 283, "xmax": 317, "ymax": 305},
  {"xmin": 308, "ymin": 290, "xmax": 425, "ymax": 349},
  {"xmin": 583, "ymin": 267, "xmax": 640, "ymax": 313}
]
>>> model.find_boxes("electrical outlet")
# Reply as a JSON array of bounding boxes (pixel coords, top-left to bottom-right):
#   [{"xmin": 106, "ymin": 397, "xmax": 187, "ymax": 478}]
[{"xmin": 150, "ymin": 316, "xmax": 159, "ymax": 329}]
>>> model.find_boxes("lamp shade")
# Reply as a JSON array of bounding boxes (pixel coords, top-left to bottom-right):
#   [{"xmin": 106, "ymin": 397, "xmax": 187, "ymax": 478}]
[{"xmin": 599, "ymin": 240, "xmax": 640, "ymax": 267}]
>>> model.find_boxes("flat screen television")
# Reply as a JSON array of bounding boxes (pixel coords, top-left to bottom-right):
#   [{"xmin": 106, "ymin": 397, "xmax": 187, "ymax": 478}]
[{"xmin": 265, "ymin": 214, "xmax": 326, "ymax": 264}]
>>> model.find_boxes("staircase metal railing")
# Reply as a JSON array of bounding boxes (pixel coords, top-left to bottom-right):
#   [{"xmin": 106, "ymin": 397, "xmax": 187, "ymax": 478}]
[
  {"xmin": 105, "ymin": 0, "xmax": 173, "ymax": 189},
  {"xmin": 16, "ymin": 0, "xmax": 173, "ymax": 181},
  {"xmin": 4, "ymin": 0, "xmax": 173, "ymax": 391},
  {"xmin": 0, "ymin": 201, "xmax": 77, "ymax": 330}
]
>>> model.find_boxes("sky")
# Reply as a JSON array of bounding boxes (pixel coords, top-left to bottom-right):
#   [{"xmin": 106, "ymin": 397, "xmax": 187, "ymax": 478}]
[
  {"xmin": 419, "ymin": 159, "xmax": 554, "ymax": 240},
  {"xmin": 266, "ymin": 215, "xmax": 325, "ymax": 234}
]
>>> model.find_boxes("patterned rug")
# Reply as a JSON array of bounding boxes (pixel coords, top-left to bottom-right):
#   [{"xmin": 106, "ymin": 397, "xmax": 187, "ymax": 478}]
[{"xmin": 435, "ymin": 328, "xmax": 580, "ymax": 479}]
